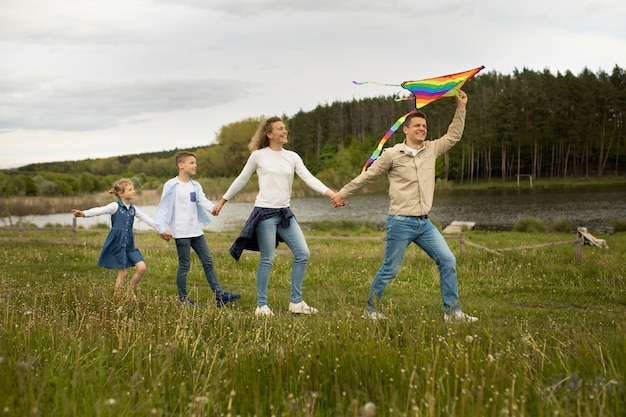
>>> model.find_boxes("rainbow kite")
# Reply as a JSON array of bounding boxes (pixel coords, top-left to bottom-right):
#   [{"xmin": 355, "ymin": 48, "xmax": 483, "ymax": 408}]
[{"xmin": 355, "ymin": 65, "xmax": 484, "ymax": 172}]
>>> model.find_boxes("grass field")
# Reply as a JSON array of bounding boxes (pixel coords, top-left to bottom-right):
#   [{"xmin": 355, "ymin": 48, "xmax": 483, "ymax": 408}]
[{"xmin": 1, "ymin": 226, "xmax": 624, "ymax": 416}]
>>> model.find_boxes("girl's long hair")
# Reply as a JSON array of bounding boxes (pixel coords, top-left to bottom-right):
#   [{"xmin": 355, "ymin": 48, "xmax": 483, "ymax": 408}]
[{"xmin": 109, "ymin": 178, "xmax": 133, "ymax": 197}]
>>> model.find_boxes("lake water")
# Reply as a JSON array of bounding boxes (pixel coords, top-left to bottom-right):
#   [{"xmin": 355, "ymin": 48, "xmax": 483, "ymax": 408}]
[{"xmin": 4, "ymin": 186, "xmax": 624, "ymax": 234}]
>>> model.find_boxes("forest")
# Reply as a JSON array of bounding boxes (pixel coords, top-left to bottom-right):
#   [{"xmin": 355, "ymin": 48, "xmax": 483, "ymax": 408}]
[{"xmin": 1, "ymin": 65, "xmax": 625, "ymax": 198}]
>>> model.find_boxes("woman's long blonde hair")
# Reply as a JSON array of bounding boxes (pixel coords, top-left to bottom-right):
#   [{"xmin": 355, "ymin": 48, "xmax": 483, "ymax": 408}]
[{"xmin": 248, "ymin": 116, "xmax": 282, "ymax": 152}]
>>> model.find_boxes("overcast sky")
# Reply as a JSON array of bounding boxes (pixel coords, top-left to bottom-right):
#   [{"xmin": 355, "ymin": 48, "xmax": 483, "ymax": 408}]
[{"xmin": 1, "ymin": 0, "xmax": 625, "ymax": 169}]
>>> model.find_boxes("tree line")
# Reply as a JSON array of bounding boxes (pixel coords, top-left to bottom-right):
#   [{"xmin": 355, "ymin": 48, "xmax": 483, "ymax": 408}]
[{"xmin": 2, "ymin": 66, "xmax": 625, "ymax": 198}]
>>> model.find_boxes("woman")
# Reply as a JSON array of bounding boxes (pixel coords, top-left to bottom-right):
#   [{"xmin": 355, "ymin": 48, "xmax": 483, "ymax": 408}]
[{"xmin": 212, "ymin": 117, "xmax": 337, "ymax": 316}]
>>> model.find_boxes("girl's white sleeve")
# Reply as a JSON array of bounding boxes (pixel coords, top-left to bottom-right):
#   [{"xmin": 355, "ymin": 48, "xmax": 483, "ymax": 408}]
[
  {"xmin": 134, "ymin": 206, "xmax": 159, "ymax": 232},
  {"xmin": 82, "ymin": 202, "xmax": 118, "ymax": 217}
]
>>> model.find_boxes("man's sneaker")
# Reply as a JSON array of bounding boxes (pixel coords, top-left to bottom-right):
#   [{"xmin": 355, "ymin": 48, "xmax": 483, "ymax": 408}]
[
  {"xmin": 216, "ymin": 292, "xmax": 241, "ymax": 307},
  {"xmin": 288, "ymin": 301, "xmax": 318, "ymax": 315},
  {"xmin": 255, "ymin": 305, "xmax": 274, "ymax": 317},
  {"xmin": 444, "ymin": 311, "xmax": 478, "ymax": 323},
  {"xmin": 364, "ymin": 310, "xmax": 387, "ymax": 320}
]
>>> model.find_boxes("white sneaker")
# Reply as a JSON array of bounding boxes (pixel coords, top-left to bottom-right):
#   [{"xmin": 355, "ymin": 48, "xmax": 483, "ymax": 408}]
[
  {"xmin": 364, "ymin": 310, "xmax": 386, "ymax": 320},
  {"xmin": 444, "ymin": 311, "xmax": 478, "ymax": 323},
  {"xmin": 255, "ymin": 305, "xmax": 274, "ymax": 317},
  {"xmin": 288, "ymin": 301, "xmax": 318, "ymax": 315}
]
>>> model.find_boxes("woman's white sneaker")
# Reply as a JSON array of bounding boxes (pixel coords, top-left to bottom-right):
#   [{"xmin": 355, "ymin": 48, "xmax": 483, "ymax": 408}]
[
  {"xmin": 288, "ymin": 301, "xmax": 318, "ymax": 315},
  {"xmin": 444, "ymin": 311, "xmax": 478, "ymax": 323},
  {"xmin": 255, "ymin": 305, "xmax": 274, "ymax": 317}
]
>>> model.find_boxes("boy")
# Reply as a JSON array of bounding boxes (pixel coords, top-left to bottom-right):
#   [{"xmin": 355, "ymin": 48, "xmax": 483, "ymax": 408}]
[{"xmin": 154, "ymin": 151, "xmax": 240, "ymax": 307}]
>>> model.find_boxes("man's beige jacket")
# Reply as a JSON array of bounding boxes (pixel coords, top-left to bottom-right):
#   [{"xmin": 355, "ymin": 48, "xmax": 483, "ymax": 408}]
[{"xmin": 339, "ymin": 107, "xmax": 466, "ymax": 216}]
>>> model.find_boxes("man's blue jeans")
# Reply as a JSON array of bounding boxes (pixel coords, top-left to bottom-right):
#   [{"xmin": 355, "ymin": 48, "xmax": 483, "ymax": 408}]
[
  {"xmin": 367, "ymin": 215, "xmax": 461, "ymax": 314},
  {"xmin": 256, "ymin": 215, "xmax": 310, "ymax": 306},
  {"xmin": 175, "ymin": 235, "xmax": 223, "ymax": 300}
]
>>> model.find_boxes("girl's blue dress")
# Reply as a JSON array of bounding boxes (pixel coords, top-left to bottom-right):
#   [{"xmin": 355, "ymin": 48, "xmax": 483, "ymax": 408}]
[{"xmin": 97, "ymin": 200, "xmax": 144, "ymax": 268}]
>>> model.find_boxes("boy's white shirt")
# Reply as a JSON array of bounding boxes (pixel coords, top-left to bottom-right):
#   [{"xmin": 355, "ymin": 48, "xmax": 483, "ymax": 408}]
[
  {"xmin": 171, "ymin": 180, "xmax": 204, "ymax": 238},
  {"xmin": 153, "ymin": 176, "xmax": 214, "ymax": 237}
]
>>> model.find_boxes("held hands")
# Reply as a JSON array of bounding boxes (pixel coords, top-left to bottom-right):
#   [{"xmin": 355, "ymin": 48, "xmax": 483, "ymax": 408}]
[
  {"xmin": 329, "ymin": 192, "xmax": 346, "ymax": 208},
  {"xmin": 212, "ymin": 198, "xmax": 227, "ymax": 216},
  {"xmin": 71, "ymin": 209, "xmax": 84, "ymax": 217},
  {"xmin": 160, "ymin": 232, "xmax": 173, "ymax": 242}
]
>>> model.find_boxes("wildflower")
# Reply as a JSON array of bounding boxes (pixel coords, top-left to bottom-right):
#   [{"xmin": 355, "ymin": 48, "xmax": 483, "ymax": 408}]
[
  {"xmin": 361, "ymin": 402, "xmax": 376, "ymax": 417},
  {"xmin": 105, "ymin": 398, "xmax": 117, "ymax": 406},
  {"xmin": 465, "ymin": 335, "xmax": 474, "ymax": 343}
]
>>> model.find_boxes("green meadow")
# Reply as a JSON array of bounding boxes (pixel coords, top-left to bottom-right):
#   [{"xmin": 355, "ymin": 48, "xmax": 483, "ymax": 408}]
[{"xmin": 1, "ymin": 226, "xmax": 624, "ymax": 416}]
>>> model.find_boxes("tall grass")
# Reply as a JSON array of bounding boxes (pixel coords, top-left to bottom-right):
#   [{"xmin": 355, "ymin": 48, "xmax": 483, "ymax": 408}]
[{"xmin": 1, "ymin": 228, "xmax": 624, "ymax": 416}]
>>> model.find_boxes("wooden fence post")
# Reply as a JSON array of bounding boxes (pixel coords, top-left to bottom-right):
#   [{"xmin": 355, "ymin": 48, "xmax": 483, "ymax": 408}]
[
  {"xmin": 575, "ymin": 238, "xmax": 584, "ymax": 259},
  {"xmin": 73, "ymin": 217, "xmax": 77, "ymax": 242},
  {"xmin": 459, "ymin": 232, "xmax": 465, "ymax": 254}
]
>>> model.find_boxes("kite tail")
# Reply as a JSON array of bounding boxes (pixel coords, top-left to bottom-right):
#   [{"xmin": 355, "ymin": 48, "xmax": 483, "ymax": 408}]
[
  {"xmin": 361, "ymin": 109, "xmax": 416, "ymax": 173},
  {"xmin": 352, "ymin": 80, "xmax": 400, "ymax": 87}
]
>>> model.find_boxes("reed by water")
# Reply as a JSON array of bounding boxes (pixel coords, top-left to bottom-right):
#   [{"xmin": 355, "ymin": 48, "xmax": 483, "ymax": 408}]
[{"xmin": 3, "ymin": 176, "xmax": 624, "ymax": 218}]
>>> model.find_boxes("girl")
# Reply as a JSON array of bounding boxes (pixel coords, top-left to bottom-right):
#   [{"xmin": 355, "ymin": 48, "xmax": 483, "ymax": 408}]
[
  {"xmin": 72, "ymin": 178, "xmax": 171, "ymax": 297},
  {"xmin": 212, "ymin": 117, "xmax": 338, "ymax": 316}
]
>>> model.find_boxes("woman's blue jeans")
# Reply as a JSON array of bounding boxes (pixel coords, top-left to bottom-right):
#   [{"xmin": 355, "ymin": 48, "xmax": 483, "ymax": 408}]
[
  {"xmin": 256, "ymin": 215, "xmax": 310, "ymax": 306},
  {"xmin": 175, "ymin": 235, "xmax": 223, "ymax": 301},
  {"xmin": 367, "ymin": 215, "xmax": 461, "ymax": 314}
]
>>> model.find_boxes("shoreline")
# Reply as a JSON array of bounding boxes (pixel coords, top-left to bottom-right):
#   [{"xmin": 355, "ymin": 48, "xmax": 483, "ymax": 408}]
[{"xmin": 1, "ymin": 177, "xmax": 624, "ymax": 217}]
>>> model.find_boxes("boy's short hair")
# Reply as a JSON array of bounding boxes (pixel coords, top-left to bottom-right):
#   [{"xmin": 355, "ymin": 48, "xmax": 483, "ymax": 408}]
[{"xmin": 175, "ymin": 151, "xmax": 196, "ymax": 167}]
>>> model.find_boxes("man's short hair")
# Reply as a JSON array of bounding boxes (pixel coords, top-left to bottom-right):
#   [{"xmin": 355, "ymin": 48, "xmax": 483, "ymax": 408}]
[{"xmin": 404, "ymin": 111, "xmax": 427, "ymax": 127}]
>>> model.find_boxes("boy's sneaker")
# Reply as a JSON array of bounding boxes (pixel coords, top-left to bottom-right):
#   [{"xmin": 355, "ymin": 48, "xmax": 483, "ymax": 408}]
[
  {"xmin": 216, "ymin": 292, "xmax": 241, "ymax": 307},
  {"xmin": 288, "ymin": 301, "xmax": 318, "ymax": 315},
  {"xmin": 364, "ymin": 310, "xmax": 387, "ymax": 320},
  {"xmin": 180, "ymin": 298, "xmax": 196, "ymax": 307},
  {"xmin": 255, "ymin": 305, "xmax": 274, "ymax": 317},
  {"xmin": 444, "ymin": 311, "xmax": 478, "ymax": 323}
]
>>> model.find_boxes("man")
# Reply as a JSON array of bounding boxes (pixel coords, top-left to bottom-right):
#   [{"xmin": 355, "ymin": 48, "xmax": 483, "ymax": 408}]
[{"xmin": 331, "ymin": 90, "xmax": 477, "ymax": 323}]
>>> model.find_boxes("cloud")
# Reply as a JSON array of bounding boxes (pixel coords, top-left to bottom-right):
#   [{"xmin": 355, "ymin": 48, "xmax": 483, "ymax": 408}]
[
  {"xmin": 0, "ymin": 77, "xmax": 248, "ymax": 131},
  {"xmin": 1, "ymin": 0, "xmax": 625, "ymax": 169}
]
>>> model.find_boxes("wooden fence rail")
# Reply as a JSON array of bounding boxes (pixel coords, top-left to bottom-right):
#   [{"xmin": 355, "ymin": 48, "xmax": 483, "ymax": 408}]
[{"xmin": 1, "ymin": 219, "xmax": 588, "ymax": 258}]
